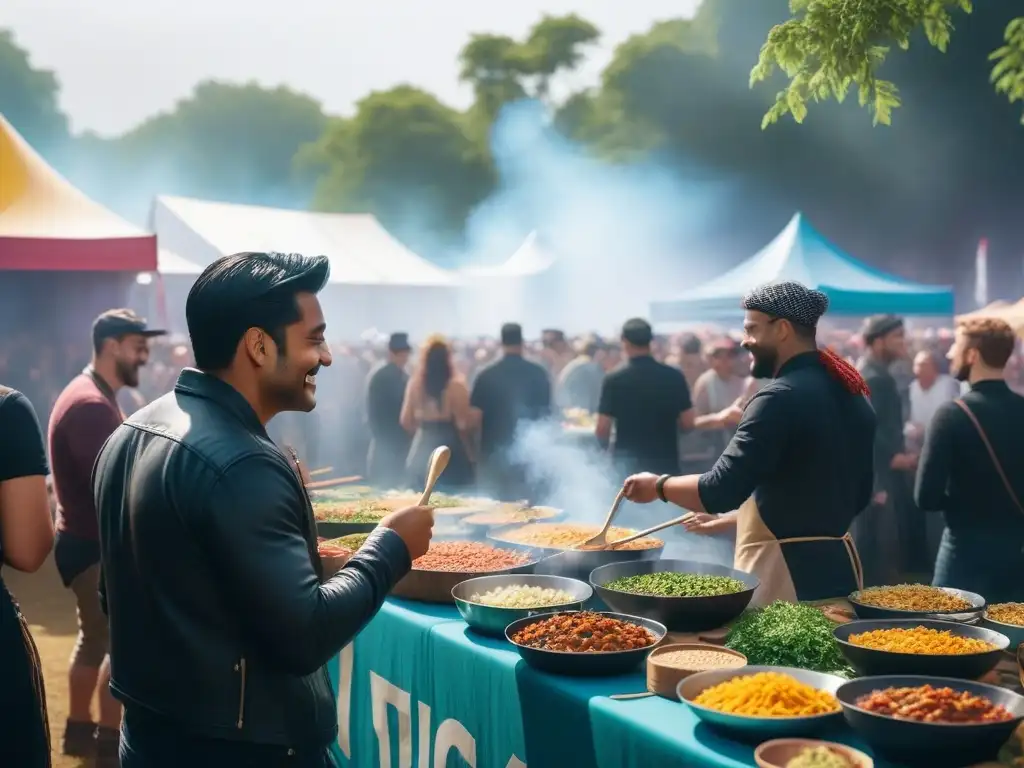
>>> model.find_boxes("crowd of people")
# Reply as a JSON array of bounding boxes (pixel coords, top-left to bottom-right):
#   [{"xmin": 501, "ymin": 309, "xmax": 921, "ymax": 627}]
[{"xmin": 3, "ymin": 251, "xmax": 1024, "ymax": 766}]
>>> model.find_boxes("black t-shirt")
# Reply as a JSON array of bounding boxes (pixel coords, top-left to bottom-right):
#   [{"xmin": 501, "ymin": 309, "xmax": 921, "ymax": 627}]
[
  {"xmin": 598, "ymin": 356, "xmax": 692, "ymax": 476},
  {"xmin": 0, "ymin": 388, "xmax": 49, "ymax": 565},
  {"xmin": 470, "ymin": 355, "xmax": 552, "ymax": 460}
]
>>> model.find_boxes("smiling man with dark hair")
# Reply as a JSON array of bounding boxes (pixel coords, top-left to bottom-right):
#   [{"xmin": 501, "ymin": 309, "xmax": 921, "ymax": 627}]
[{"xmin": 94, "ymin": 252, "xmax": 434, "ymax": 766}]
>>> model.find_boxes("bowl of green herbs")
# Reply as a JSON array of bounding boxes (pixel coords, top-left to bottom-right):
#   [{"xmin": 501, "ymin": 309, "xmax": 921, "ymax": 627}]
[
  {"xmin": 589, "ymin": 559, "xmax": 758, "ymax": 632},
  {"xmin": 725, "ymin": 601, "xmax": 854, "ymax": 678}
]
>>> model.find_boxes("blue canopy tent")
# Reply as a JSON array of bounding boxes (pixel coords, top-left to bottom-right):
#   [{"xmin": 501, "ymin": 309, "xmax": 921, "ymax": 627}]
[{"xmin": 650, "ymin": 213, "xmax": 954, "ymax": 323}]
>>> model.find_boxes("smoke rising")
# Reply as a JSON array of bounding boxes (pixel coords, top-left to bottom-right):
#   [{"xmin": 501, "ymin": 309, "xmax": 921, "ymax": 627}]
[
  {"xmin": 457, "ymin": 98, "xmax": 742, "ymax": 336},
  {"xmin": 508, "ymin": 417, "xmax": 735, "ymax": 568}
]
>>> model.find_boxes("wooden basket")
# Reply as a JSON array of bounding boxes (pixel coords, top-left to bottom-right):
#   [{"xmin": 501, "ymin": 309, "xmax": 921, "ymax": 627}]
[{"xmin": 646, "ymin": 643, "xmax": 747, "ymax": 699}]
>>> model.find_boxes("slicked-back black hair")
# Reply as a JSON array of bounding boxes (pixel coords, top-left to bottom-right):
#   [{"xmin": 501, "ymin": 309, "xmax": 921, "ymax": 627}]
[{"xmin": 186, "ymin": 251, "xmax": 330, "ymax": 371}]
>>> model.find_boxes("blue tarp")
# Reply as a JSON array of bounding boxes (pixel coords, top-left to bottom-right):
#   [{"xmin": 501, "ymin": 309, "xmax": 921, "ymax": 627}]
[{"xmin": 650, "ymin": 213, "xmax": 954, "ymax": 323}]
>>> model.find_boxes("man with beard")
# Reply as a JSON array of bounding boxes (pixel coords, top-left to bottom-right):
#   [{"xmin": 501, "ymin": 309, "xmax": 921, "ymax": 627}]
[
  {"xmin": 856, "ymin": 315, "xmax": 918, "ymax": 583},
  {"xmin": 93, "ymin": 252, "xmax": 432, "ymax": 767},
  {"xmin": 365, "ymin": 332, "xmax": 412, "ymax": 487},
  {"xmin": 49, "ymin": 309, "xmax": 165, "ymax": 764},
  {"xmin": 916, "ymin": 317, "xmax": 1024, "ymax": 602},
  {"xmin": 622, "ymin": 282, "xmax": 876, "ymax": 607}
]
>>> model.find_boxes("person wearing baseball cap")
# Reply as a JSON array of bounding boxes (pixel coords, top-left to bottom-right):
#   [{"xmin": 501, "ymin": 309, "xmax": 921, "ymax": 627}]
[{"xmin": 49, "ymin": 309, "xmax": 165, "ymax": 764}]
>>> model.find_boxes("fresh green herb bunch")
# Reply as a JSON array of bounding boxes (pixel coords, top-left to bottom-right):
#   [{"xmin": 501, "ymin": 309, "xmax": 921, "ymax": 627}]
[
  {"xmin": 725, "ymin": 601, "xmax": 853, "ymax": 676},
  {"xmin": 605, "ymin": 572, "xmax": 745, "ymax": 597}
]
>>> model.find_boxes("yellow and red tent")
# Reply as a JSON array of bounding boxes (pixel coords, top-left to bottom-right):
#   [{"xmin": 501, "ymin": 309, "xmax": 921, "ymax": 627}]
[{"xmin": 0, "ymin": 113, "xmax": 155, "ymax": 271}]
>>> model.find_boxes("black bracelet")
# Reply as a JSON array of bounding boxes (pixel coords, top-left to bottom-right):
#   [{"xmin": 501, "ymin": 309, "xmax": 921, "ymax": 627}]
[{"xmin": 655, "ymin": 474, "xmax": 671, "ymax": 503}]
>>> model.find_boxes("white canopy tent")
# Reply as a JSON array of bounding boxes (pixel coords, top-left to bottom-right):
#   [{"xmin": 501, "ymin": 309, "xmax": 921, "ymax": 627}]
[
  {"xmin": 457, "ymin": 232, "xmax": 563, "ymax": 335},
  {"xmin": 151, "ymin": 195, "xmax": 461, "ymax": 337}
]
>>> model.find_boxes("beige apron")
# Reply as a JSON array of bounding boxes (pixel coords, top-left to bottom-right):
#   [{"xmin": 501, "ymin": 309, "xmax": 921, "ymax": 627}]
[{"xmin": 733, "ymin": 496, "xmax": 864, "ymax": 608}]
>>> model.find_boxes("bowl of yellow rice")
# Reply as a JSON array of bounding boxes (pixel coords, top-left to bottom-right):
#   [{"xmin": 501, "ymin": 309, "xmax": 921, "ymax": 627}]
[{"xmin": 678, "ymin": 666, "xmax": 845, "ymax": 741}]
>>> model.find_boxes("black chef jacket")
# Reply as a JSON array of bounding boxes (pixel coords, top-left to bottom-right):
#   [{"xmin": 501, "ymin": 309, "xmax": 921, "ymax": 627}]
[{"xmin": 698, "ymin": 352, "xmax": 877, "ymax": 601}]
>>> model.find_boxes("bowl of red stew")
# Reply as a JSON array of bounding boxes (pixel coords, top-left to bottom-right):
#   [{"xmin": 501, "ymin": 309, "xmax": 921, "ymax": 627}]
[
  {"xmin": 836, "ymin": 675, "xmax": 1024, "ymax": 767},
  {"xmin": 505, "ymin": 610, "xmax": 666, "ymax": 676}
]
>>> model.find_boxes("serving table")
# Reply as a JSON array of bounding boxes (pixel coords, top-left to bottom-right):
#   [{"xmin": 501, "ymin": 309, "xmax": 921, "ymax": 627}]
[{"xmin": 326, "ymin": 597, "xmax": 931, "ymax": 768}]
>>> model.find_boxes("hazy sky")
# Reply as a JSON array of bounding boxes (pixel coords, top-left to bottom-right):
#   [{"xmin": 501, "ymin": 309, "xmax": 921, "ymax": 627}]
[{"xmin": 5, "ymin": 0, "xmax": 702, "ymax": 136}]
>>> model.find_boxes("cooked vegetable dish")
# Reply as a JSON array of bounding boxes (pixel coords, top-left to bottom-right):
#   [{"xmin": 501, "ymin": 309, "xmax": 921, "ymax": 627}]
[
  {"xmin": 605, "ymin": 572, "xmax": 744, "ymax": 597},
  {"xmin": 692, "ymin": 671, "xmax": 840, "ymax": 717},
  {"xmin": 412, "ymin": 541, "xmax": 531, "ymax": 572},
  {"xmin": 468, "ymin": 585, "xmax": 575, "ymax": 609},
  {"xmin": 510, "ymin": 611, "xmax": 655, "ymax": 652},
  {"xmin": 855, "ymin": 684, "xmax": 1014, "ymax": 724},
  {"xmin": 847, "ymin": 626, "xmax": 996, "ymax": 655},
  {"xmin": 987, "ymin": 603, "xmax": 1024, "ymax": 626},
  {"xmin": 853, "ymin": 584, "xmax": 972, "ymax": 612}
]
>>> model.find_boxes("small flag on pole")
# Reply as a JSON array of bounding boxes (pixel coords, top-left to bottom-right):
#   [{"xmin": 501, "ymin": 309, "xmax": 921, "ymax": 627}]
[{"xmin": 974, "ymin": 238, "xmax": 989, "ymax": 308}]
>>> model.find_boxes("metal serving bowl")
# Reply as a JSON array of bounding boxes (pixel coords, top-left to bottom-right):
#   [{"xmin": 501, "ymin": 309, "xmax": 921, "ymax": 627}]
[
  {"xmin": 391, "ymin": 540, "xmax": 543, "ymax": 604},
  {"xmin": 836, "ymin": 675, "xmax": 1024, "ymax": 767},
  {"xmin": 848, "ymin": 586, "xmax": 986, "ymax": 622},
  {"xmin": 980, "ymin": 607, "xmax": 1024, "ymax": 650},
  {"xmin": 505, "ymin": 610, "xmax": 666, "ymax": 676},
  {"xmin": 452, "ymin": 574, "xmax": 592, "ymax": 637},
  {"xmin": 833, "ymin": 619, "xmax": 1008, "ymax": 679},
  {"xmin": 590, "ymin": 559, "xmax": 758, "ymax": 632},
  {"xmin": 678, "ymin": 666, "xmax": 846, "ymax": 743}
]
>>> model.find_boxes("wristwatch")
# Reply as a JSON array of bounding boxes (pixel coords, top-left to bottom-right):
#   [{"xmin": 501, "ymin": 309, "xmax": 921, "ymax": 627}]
[{"xmin": 655, "ymin": 474, "xmax": 671, "ymax": 503}]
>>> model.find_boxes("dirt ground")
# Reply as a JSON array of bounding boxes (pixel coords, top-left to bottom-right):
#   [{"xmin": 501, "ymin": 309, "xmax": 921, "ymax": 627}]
[{"xmin": 6, "ymin": 555, "xmax": 89, "ymax": 768}]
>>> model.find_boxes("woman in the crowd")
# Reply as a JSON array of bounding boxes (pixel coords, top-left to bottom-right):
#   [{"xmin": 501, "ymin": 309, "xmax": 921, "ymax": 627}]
[
  {"xmin": 0, "ymin": 386, "xmax": 56, "ymax": 767},
  {"xmin": 400, "ymin": 335, "xmax": 477, "ymax": 490}
]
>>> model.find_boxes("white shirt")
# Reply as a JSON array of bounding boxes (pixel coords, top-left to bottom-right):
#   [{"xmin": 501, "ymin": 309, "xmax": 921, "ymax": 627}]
[{"xmin": 909, "ymin": 374, "xmax": 960, "ymax": 429}]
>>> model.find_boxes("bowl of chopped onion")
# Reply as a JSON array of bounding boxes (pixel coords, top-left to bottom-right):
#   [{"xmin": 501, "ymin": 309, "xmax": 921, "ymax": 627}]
[{"xmin": 452, "ymin": 574, "xmax": 593, "ymax": 637}]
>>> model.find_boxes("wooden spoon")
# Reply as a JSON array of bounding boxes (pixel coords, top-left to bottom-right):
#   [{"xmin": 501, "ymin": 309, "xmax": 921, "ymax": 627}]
[
  {"xmin": 578, "ymin": 488, "xmax": 627, "ymax": 549},
  {"xmin": 419, "ymin": 446, "xmax": 451, "ymax": 506},
  {"xmin": 602, "ymin": 511, "xmax": 697, "ymax": 548}
]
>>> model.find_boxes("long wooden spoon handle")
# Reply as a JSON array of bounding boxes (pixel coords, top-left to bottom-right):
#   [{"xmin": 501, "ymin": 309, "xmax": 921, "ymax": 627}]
[
  {"xmin": 606, "ymin": 512, "xmax": 695, "ymax": 546},
  {"xmin": 601, "ymin": 488, "xmax": 626, "ymax": 531},
  {"xmin": 419, "ymin": 446, "xmax": 451, "ymax": 506}
]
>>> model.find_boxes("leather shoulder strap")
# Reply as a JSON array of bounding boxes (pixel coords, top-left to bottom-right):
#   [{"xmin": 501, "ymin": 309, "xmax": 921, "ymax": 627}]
[{"xmin": 953, "ymin": 399, "xmax": 1024, "ymax": 516}]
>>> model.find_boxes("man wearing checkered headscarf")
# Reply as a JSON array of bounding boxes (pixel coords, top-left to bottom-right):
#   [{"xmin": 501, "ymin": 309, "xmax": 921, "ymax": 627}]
[{"xmin": 622, "ymin": 280, "xmax": 878, "ymax": 607}]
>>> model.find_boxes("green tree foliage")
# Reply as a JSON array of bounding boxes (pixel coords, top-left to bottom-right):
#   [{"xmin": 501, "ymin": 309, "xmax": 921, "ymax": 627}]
[
  {"xmin": 459, "ymin": 14, "xmax": 598, "ymax": 131},
  {"xmin": 304, "ymin": 86, "xmax": 492, "ymax": 258},
  {"xmin": 303, "ymin": 14, "xmax": 597, "ymax": 258},
  {"xmin": 116, "ymin": 81, "xmax": 328, "ymax": 205},
  {"xmin": 751, "ymin": 0, "xmax": 1024, "ymax": 126},
  {"xmin": 0, "ymin": 29, "xmax": 68, "ymax": 151}
]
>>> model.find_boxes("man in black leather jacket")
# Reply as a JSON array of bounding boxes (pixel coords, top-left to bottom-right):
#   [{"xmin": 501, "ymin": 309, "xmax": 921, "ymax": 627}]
[{"xmin": 93, "ymin": 252, "xmax": 434, "ymax": 767}]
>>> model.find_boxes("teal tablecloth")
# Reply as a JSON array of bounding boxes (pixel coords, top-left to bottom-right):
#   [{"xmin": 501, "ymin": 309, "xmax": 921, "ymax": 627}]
[{"xmin": 328, "ymin": 598, "xmax": 887, "ymax": 768}]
